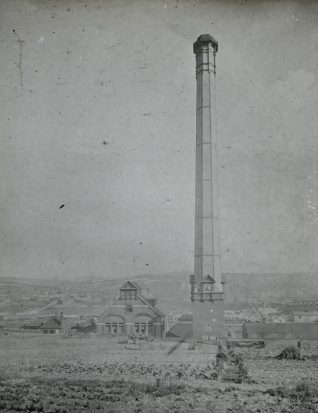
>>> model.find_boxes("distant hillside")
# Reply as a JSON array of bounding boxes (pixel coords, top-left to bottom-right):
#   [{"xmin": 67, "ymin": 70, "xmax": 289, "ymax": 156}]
[
  {"xmin": 222, "ymin": 273, "xmax": 318, "ymax": 302},
  {"xmin": 0, "ymin": 272, "xmax": 317, "ymax": 318},
  {"xmin": 130, "ymin": 272, "xmax": 318, "ymax": 304},
  {"xmin": 1, "ymin": 272, "xmax": 317, "ymax": 303}
]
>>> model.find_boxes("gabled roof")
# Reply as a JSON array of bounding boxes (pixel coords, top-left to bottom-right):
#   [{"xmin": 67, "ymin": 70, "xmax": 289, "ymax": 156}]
[
  {"xmin": 120, "ymin": 280, "xmax": 153, "ymax": 295},
  {"xmin": 137, "ymin": 292, "xmax": 165, "ymax": 317},
  {"xmin": 140, "ymin": 288, "xmax": 155, "ymax": 300},
  {"xmin": 41, "ymin": 318, "xmax": 61, "ymax": 330},
  {"xmin": 133, "ymin": 280, "xmax": 148, "ymax": 290},
  {"xmin": 120, "ymin": 281, "xmax": 141, "ymax": 290},
  {"xmin": 117, "ymin": 280, "xmax": 164, "ymax": 317},
  {"xmin": 202, "ymin": 275, "xmax": 215, "ymax": 283}
]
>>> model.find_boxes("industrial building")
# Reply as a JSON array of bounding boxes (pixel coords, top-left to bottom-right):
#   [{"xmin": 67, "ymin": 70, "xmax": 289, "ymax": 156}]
[{"xmin": 96, "ymin": 281, "xmax": 165, "ymax": 337}]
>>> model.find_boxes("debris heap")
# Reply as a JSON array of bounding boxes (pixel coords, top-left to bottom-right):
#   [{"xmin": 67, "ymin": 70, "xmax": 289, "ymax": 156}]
[
  {"xmin": 219, "ymin": 351, "xmax": 249, "ymax": 383},
  {"xmin": 275, "ymin": 346, "xmax": 304, "ymax": 360}
]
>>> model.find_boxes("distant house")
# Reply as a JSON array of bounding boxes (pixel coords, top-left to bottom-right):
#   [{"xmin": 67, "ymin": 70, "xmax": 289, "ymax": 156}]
[
  {"xmin": 20, "ymin": 320, "xmax": 42, "ymax": 330},
  {"xmin": 96, "ymin": 281, "xmax": 165, "ymax": 337},
  {"xmin": 242, "ymin": 322, "xmax": 318, "ymax": 340},
  {"xmin": 41, "ymin": 317, "xmax": 62, "ymax": 334},
  {"xmin": 292, "ymin": 311, "xmax": 318, "ymax": 323}
]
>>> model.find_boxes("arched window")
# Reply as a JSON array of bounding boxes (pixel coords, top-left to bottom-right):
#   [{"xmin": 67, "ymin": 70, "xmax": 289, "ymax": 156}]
[
  {"xmin": 133, "ymin": 315, "xmax": 155, "ymax": 336},
  {"xmin": 105, "ymin": 315, "xmax": 125, "ymax": 336}
]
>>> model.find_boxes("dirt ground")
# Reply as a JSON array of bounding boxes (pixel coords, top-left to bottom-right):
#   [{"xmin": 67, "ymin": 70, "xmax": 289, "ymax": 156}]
[{"xmin": 0, "ymin": 334, "xmax": 318, "ymax": 412}]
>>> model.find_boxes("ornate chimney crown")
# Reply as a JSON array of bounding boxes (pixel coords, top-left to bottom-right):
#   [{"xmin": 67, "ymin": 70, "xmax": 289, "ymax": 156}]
[{"xmin": 193, "ymin": 34, "xmax": 218, "ymax": 54}]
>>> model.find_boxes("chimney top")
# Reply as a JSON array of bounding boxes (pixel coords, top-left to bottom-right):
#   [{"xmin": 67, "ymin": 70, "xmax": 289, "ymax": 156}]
[{"xmin": 193, "ymin": 34, "xmax": 218, "ymax": 54}]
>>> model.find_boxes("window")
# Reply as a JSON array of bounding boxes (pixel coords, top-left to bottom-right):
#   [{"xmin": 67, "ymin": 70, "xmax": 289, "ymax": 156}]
[
  {"xmin": 105, "ymin": 323, "xmax": 111, "ymax": 334},
  {"xmin": 118, "ymin": 323, "xmax": 124, "ymax": 334},
  {"xmin": 141, "ymin": 323, "xmax": 146, "ymax": 333},
  {"xmin": 125, "ymin": 304, "xmax": 132, "ymax": 313},
  {"xmin": 134, "ymin": 323, "xmax": 140, "ymax": 333},
  {"xmin": 203, "ymin": 283, "xmax": 213, "ymax": 292},
  {"xmin": 112, "ymin": 323, "xmax": 118, "ymax": 333}
]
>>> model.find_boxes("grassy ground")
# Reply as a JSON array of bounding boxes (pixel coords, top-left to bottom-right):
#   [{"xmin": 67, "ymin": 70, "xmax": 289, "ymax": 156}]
[{"xmin": 0, "ymin": 334, "xmax": 318, "ymax": 412}]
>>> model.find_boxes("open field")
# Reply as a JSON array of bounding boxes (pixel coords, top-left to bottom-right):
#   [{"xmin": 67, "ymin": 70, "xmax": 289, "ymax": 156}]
[{"xmin": 0, "ymin": 334, "xmax": 318, "ymax": 412}]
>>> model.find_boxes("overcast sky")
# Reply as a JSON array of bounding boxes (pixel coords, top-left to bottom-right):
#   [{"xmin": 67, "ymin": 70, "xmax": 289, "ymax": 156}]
[{"xmin": 0, "ymin": 0, "xmax": 317, "ymax": 280}]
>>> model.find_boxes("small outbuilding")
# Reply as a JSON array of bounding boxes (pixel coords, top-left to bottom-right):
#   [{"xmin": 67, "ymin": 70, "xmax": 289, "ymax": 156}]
[
  {"xmin": 165, "ymin": 313, "xmax": 193, "ymax": 341},
  {"xmin": 41, "ymin": 317, "xmax": 62, "ymax": 334}
]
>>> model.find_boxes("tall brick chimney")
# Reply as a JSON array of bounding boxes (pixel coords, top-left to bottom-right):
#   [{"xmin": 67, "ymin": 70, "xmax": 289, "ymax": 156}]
[{"xmin": 190, "ymin": 34, "xmax": 225, "ymax": 344}]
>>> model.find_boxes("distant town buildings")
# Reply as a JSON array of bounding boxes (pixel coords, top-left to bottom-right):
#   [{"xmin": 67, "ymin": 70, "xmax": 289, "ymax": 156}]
[
  {"xmin": 242, "ymin": 322, "xmax": 318, "ymax": 341},
  {"xmin": 292, "ymin": 311, "xmax": 318, "ymax": 323},
  {"xmin": 2, "ymin": 274, "xmax": 318, "ymax": 345}
]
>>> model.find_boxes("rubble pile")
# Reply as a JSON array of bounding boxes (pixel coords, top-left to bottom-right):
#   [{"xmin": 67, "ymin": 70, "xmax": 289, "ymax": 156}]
[
  {"xmin": 220, "ymin": 351, "xmax": 249, "ymax": 384},
  {"xmin": 275, "ymin": 346, "xmax": 305, "ymax": 361}
]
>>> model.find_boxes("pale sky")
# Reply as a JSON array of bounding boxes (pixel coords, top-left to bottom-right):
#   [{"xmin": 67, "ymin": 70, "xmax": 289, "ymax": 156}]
[{"xmin": 0, "ymin": 0, "xmax": 317, "ymax": 279}]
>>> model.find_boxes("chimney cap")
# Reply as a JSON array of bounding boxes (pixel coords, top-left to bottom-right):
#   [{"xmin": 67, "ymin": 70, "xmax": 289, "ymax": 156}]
[{"xmin": 193, "ymin": 34, "xmax": 218, "ymax": 54}]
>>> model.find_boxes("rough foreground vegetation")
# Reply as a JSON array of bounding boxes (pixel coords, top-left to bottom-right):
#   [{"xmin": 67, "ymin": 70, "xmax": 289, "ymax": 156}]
[{"xmin": 1, "ymin": 335, "xmax": 318, "ymax": 412}]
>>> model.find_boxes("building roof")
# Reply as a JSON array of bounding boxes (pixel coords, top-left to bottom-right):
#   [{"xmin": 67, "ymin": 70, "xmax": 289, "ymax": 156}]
[
  {"xmin": 137, "ymin": 293, "xmax": 164, "ymax": 317},
  {"xmin": 72, "ymin": 322, "xmax": 96, "ymax": 333},
  {"xmin": 120, "ymin": 281, "xmax": 142, "ymax": 290},
  {"xmin": 97, "ymin": 280, "xmax": 165, "ymax": 322},
  {"xmin": 293, "ymin": 311, "xmax": 318, "ymax": 316},
  {"xmin": 166, "ymin": 322, "xmax": 193, "ymax": 339},
  {"xmin": 280, "ymin": 301, "xmax": 318, "ymax": 313},
  {"xmin": 178, "ymin": 313, "xmax": 193, "ymax": 322},
  {"xmin": 120, "ymin": 280, "xmax": 163, "ymax": 317},
  {"xmin": 202, "ymin": 275, "xmax": 215, "ymax": 283},
  {"xmin": 41, "ymin": 318, "xmax": 61, "ymax": 330},
  {"xmin": 120, "ymin": 280, "xmax": 153, "ymax": 296},
  {"xmin": 243, "ymin": 322, "xmax": 318, "ymax": 340},
  {"xmin": 133, "ymin": 280, "xmax": 148, "ymax": 290}
]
